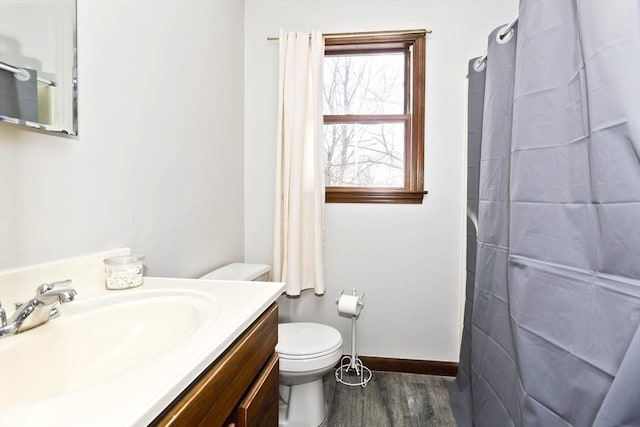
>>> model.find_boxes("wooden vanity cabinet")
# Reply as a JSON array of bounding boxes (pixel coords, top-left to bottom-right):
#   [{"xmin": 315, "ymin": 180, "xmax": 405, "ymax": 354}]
[{"xmin": 152, "ymin": 303, "xmax": 279, "ymax": 427}]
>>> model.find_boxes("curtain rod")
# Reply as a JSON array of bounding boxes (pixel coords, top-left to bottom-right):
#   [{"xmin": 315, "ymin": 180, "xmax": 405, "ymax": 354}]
[
  {"xmin": 474, "ymin": 14, "xmax": 519, "ymax": 70},
  {"xmin": 267, "ymin": 29, "xmax": 431, "ymax": 41}
]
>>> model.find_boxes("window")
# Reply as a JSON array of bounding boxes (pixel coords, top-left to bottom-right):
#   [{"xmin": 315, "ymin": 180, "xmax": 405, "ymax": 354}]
[{"xmin": 323, "ymin": 30, "xmax": 426, "ymax": 204}]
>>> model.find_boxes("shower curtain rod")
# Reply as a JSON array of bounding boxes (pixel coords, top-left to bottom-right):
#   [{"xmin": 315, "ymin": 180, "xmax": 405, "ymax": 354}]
[
  {"xmin": 0, "ymin": 61, "xmax": 56, "ymax": 86},
  {"xmin": 266, "ymin": 29, "xmax": 431, "ymax": 41},
  {"xmin": 476, "ymin": 14, "xmax": 519, "ymax": 67}
]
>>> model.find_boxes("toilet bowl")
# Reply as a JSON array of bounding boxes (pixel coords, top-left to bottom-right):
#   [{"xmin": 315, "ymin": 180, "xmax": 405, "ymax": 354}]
[{"xmin": 200, "ymin": 263, "xmax": 343, "ymax": 427}]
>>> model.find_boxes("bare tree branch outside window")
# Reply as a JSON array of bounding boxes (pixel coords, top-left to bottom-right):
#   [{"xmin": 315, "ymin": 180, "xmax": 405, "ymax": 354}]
[{"xmin": 323, "ymin": 54, "xmax": 405, "ymax": 187}]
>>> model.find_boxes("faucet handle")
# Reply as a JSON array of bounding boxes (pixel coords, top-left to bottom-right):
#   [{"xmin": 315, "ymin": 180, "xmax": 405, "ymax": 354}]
[{"xmin": 37, "ymin": 279, "xmax": 73, "ymax": 295}]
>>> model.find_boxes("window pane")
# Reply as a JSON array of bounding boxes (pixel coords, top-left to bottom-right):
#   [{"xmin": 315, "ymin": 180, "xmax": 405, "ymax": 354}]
[
  {"xmin": 324, "ymin": 122, "xmax": 404, "ymax": 187},
  {"xmin": 323, "ymin": 53, "xmax": 405, "ymax": 115}
]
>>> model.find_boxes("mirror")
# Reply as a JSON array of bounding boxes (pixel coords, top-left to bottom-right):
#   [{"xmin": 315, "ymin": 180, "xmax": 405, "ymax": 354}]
[{"xmin": 0, "ymin": 0, "xmax": 77, "ymax": 135}]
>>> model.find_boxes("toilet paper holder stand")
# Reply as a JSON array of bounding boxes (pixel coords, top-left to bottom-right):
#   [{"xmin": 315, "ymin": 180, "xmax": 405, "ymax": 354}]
[{"xmin": 335, "ymin": 288, "xmax": 372, "ymax": 388}]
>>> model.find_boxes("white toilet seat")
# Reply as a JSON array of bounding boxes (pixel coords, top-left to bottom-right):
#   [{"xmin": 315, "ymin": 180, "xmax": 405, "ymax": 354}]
[{"xmin": 277, "ymin": 322, "xmax": 343, "ymax": 372}]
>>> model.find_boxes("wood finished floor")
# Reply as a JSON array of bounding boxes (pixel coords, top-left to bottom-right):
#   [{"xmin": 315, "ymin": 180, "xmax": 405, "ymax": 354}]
[{"xmin": 322, "ymin": 370, "xmax": 456, "ymax": 427}]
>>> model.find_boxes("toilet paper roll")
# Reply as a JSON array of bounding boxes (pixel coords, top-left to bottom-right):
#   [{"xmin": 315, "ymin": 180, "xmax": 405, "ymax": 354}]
[{"xmin": 337, "ymin": 294, "xmax": 362, "ymax": 316}]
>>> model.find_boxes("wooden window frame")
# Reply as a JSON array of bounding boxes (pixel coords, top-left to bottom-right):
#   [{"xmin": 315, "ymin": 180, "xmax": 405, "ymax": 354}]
[{"xmin": 324, "ymin": 30, "xmax": 427, "ymax": 204}]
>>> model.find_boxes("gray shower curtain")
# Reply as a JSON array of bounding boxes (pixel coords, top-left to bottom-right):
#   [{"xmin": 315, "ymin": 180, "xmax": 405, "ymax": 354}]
[{"xmin": 450, "ymin": 1, "xmax": 640, "ymax": 426}]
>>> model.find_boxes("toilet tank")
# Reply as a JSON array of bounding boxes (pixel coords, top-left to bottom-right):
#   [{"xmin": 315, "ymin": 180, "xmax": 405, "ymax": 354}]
[{"xmin": 200, "ymin": 263, "xmax": 270, "ymax": 282}]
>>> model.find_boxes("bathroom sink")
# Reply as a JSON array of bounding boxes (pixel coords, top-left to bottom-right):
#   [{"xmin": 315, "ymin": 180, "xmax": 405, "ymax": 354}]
[
  {"xmin": 0, "ymin": 288, "xmax": 218, "ymax": 408},
  {"xmin": 0, "ymin": 275, "xmax": 284, "ymax": 427}
]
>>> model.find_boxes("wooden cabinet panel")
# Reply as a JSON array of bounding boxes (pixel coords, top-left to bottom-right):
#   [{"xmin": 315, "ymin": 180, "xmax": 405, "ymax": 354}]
[
  {"xmin": 237, "ymin": 354, "xmax": 279, "ymax": 427},
  {"xmin": 152, "ymin": 303, "xmax": 278, "ymax": 427}
]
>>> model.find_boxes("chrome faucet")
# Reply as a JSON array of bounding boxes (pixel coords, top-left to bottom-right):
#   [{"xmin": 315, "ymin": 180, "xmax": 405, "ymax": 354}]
[{"xmin": 0, "ymin": 279, "xmax": 77, "ymax": 338}]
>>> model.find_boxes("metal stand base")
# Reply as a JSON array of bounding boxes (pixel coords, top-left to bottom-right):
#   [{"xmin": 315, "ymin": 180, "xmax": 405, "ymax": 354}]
[{"xmin": 335, "ymin": 355, "xmax": 372, "ymax": 387}]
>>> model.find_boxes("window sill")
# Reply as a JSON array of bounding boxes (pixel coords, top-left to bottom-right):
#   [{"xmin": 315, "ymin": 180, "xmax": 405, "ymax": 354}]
[{"xmin": 325, "ymin": 188, "xmax": 427, "ymax": 204}]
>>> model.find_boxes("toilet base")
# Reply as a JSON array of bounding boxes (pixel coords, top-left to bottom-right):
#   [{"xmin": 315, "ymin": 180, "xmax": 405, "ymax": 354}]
[{"xmin": 278, "ymin": 378, "xmax": 327, "ymax": 427}]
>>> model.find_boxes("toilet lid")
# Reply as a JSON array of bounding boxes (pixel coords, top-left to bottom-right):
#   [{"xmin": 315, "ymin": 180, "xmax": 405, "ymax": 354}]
[{"xmin": 276, "ymin": 323, "xmax": 343, "ymax": 358}]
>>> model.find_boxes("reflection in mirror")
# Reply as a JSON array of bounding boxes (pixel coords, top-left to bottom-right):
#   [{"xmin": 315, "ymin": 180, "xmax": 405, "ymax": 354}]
[{"xmin": 0, "ymin": 0, "xmax": 77, "ymax": 135}]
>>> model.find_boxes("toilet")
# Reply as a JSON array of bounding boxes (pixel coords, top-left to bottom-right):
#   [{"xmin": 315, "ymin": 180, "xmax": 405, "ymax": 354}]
[{"xmin": 200, "ymin": 263, "xmax": 343, "ymax": 427}]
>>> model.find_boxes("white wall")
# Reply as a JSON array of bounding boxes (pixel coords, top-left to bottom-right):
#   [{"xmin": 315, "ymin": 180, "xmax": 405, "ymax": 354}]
[
  {"xmin": 244, "ymin": 0, "xmax": 518, "ymax": 361},
  {"xmin": 0, "ymin": 0, "xmax": 245, "ymax": 277}
]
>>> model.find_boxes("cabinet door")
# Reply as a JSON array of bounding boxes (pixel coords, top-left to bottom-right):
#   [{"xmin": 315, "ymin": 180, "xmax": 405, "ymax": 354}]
[{"xmin": 237, "ymin": 354, "xmax": 279, "ymax": 427}]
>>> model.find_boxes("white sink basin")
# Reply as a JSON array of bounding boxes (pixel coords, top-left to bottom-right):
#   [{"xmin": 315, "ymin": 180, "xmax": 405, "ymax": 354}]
[
  {"xmin": 0, "ymin": 288, "xmax": 218, "ymax": 408},
  {"xmin": 0, "ymin": 277, "xmax": 284, "ymax": 427}
]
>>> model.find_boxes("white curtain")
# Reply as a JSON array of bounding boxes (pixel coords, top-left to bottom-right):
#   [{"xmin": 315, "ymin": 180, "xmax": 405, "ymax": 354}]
[{"xmin": 272, "ymin": 29, "xmax": 326, "ymax": 297}]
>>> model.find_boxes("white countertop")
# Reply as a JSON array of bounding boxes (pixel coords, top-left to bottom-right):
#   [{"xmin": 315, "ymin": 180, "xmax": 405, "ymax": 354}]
[{"xmin": 0, "ymin": 276, "xmax": 284, "ymax": 426}]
